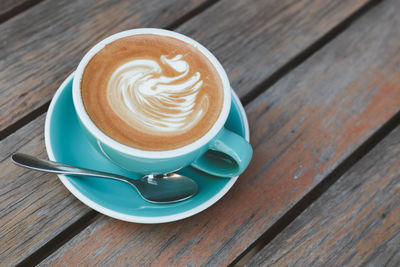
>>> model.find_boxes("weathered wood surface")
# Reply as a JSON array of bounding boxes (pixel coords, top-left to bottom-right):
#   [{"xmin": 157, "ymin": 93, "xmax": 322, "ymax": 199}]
[
  {"xmin": 247, "ymin": 125, "xmax": 400, "ymax": 267},
  {"xmin": 0, "ymin": 0, "xmax": 28, "ymax": 15},
  {"xmin": 176, "ymin": 0, "xmax": 373, "ymax": 100},
  {"xmin": 0, "ymin": 115, "xmax": 92, "ymax": 266},
  {"xmin": 0, "ymin": 0, "xmax": 36, "ymax": 22},
  {"xmin": 40, "ymin": 0, "xmax": 400, "ymax": 266},
  {"xmin": 0, "ymin": 0, "xmax": 372, "ymax": 133},
  {"xmin": 0, "ymin": 0, "xmax": 376, "ymax": 265},
  {"xmin": 0, "ymin": 0, "xmax": 209, "ymax": 133},
  {"xmin": 0, "ymin": 0, "xmax": 214, "ymax": 264},
  {"xmin": 0, "ymin": 0, "xmax": 375, "ymax": 264}
]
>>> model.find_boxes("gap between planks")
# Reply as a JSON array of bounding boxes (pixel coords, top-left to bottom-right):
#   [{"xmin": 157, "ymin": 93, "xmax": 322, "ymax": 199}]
[
  {"xmin": 233, "ymin": 105, "xmax": 400, "ymax": 267},
  {"xmin": 7, "ymin": 0, "xmax": 220, "ymax": 265},
  {"xmin": 241, "ymin": 0, "xmax": 383, "ymax": 106},
  {"xmin": 0, "ymin": 0, "xmax": 45, "ymax": 24},
  {"xmin": 0, "ymin": 0, "xmax": 382, "ymax": 141},
  {"xmin": 7, "ymin": 0, "xmax": 389, "ymax": 266},
  {"xmin": 0, "ymin": 0, "xmax": 220, "ymax": 142},
  {"xmin": 232, "ymin": 1, "xmax": 388, "ymax": 265},
  {"xmin": 0, "ymin": 0, "xmax": 219, "ymax": 26},
  {"xmin": 16, "ymin": 211, "xmax": 99, "ymax": 267}
]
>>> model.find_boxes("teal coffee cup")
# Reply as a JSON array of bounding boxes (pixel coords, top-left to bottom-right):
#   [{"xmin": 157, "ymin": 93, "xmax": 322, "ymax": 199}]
[{"xmin": 72, "ymin": 29, "xmax": 252, "ymax": 177}]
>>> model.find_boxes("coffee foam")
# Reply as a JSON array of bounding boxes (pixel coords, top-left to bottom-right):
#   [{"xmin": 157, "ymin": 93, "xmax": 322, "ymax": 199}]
[
  {"xmin": 81, "ymin": 34, "xmax": 223, "ymax": 151},
  {"xmin": 107, "ymin": 54, "xmax": 208, "ymax": 134}
]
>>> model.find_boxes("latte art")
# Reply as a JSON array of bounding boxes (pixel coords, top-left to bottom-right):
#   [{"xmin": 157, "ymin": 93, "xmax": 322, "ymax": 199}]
[
  {"xmin": 81, "ymin": 34, "xmax": 224, "ymax": 150},
  {"xmin": 107, "ymin": 55, "xmax": 209, "ymax": 134}
]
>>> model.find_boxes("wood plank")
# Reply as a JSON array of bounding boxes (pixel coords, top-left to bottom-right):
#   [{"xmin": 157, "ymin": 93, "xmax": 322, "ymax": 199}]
[
  {"xmin": 0, "ymin": 0, "xmax": 39, "ymax": 23},
  {"xmin": 0, "ymin": 1, "xmax": 373, "ymax": 263},
  {"xmin": 0, "ymin": 2, "xmax": 378, "ymax": 266},
  {"xmin": 0, "ymin": 0, "xmax": 28, "ymax": 14},
  {"xmin": 0, "ymin": 114, "xmax": 93, "ymax": 266},
  {"xmin": 39, "ymin": 0, "xmax": 400, "ymax": 266},
  {"xmin": 247, "ymin": 125, "xmax": 400, "ymax": 267},
  {"xmin": 0, "ymin": 0, "xmax": 214, "ymax": 264},
  {"xmin": 0, "ymin": 0, "xmax": 209, "ymax": 134},
  {"xmin": 177, "ymin": 0, "xmax": 373, "ymax": 100},
  {"xmin": 0, "ymin": 0, "xmax": 371, "ymax": 134},
  {"xmin": 0, "ymin": 0, "xmax": 365, "ymax": 261}
]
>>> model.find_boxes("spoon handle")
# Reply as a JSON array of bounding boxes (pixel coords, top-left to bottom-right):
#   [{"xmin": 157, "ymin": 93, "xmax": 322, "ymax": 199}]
[{"xmin": 11, "ymin": 153, "xmax": 132, "ymax": 184}]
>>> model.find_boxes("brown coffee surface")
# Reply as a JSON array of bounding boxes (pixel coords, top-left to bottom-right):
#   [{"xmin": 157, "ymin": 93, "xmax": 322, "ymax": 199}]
[{"xmin": 81, "ymin": 34, "xmax": 224, "ymax": 151}]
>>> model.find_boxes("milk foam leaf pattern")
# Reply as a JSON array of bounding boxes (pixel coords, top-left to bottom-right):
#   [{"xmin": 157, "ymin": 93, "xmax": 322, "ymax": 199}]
[
  {"xmin": 80, "ymin": 32, "xmax": 224, "ymax": 151},
  {"xmin": 107, "ymin": 54, "xmax": 208, "ymax": 134}
]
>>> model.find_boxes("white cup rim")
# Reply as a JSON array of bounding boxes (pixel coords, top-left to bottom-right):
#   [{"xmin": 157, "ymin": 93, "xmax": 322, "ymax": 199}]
[{"xmin": 73, "ymin": 28, "xmax": 231, "ymax": 159}]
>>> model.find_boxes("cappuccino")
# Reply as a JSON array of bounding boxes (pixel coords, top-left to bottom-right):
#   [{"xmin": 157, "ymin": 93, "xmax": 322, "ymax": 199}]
[{"xmin": 81, "ymin": 34, "xmax": 224, "ymax": 151}]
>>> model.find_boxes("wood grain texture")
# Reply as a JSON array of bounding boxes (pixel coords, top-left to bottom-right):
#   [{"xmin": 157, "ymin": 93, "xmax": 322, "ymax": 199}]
[
  {"xmin": 0, "ymin": 0, "xmax": 209, "ymax": 133},
  {"xmin": 39, "ymin": 0, "xmax": 400, "ymax": 266},
  {"xmin": 0, "ymin": 0, "xmax": 371, "ymax": 133},
  {"xmin": 0, "ymin": 0, "xmax": 214, "ymax": 265},
  {"xmin": 0, "ymin": 114, "xmax": 92, "ymax": 266},
  {"xmin": 0, "ymin": 0, "xmax": 374, "ymax": 263},
  {"xmin": 0, "ymin": 0, "xmax": 28, "ymax": 13},
  {"xmin": 247, "ymin": 126, "xmax": 400, "ymax": 267},
  {"xmin": 0, "ymin": 0, "xmax": 39, "ymax": 22},
  {"xmin": 176, "ymin": 0, "xmax": 372, "ymax": 100}
]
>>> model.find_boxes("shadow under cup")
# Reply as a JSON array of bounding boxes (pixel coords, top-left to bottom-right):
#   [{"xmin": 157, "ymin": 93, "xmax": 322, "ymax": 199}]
[{"xmin": 72, "ymin": 29, "xmax": 253, "ymax": 177}]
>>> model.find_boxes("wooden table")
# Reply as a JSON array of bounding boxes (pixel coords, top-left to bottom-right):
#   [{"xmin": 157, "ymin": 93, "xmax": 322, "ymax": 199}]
[{"xmin": 1, "ymin": 0, "xmax": 400, "ymax": 266}]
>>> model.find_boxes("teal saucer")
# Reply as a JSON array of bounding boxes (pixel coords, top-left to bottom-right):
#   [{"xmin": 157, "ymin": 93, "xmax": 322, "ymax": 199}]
[{"xmin": 45, "ymin": 73, "xmax": 249, "ymax": 223}]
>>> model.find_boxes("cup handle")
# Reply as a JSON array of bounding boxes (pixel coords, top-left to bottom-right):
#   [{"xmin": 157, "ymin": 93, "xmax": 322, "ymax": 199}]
[{"xmin": 190, "ymin": 128, "xmax": 253, "ymax": 177}]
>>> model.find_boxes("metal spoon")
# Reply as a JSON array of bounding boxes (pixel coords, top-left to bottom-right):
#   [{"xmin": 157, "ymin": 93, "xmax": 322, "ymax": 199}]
[{"xmin": 11, "ymin": 153, "xmax": 198, "ymax": 204}]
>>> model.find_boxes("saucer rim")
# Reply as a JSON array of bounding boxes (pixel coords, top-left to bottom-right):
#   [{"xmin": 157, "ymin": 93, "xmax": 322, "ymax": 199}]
[{"xmin": 44, "ymin": 72, "xmax": 250, "ymax": 224}]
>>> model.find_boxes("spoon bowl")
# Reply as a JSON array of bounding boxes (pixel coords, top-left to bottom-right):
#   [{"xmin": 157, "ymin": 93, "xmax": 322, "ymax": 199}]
[{"xmin": 11, "ymin": 153, "xmax": 198, "ymax": 204}]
